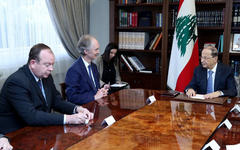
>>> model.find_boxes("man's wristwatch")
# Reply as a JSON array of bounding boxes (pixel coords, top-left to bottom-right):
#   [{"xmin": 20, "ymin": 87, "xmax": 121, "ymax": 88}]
[{"xmin": 74, "ymin": 106, "xmax": 78, "ymax": 113}]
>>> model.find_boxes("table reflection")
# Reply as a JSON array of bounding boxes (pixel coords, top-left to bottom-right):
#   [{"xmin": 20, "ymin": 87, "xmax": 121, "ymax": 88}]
[
  {"xmin": 170, "ymin": 101, "xmax": 231, "ymax": 150},
  {"xmin": 6, "ymin": 89, "xmax": 237, "ymax": 150},
  {"xmin": 206, "ymin": 109, "xmax": 240, "ymax": 149}
]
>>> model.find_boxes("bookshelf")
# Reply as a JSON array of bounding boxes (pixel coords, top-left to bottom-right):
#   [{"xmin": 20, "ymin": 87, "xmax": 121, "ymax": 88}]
[{"xmin": 109, "ymin": 0, "xmax": 238, "ymax": 90}]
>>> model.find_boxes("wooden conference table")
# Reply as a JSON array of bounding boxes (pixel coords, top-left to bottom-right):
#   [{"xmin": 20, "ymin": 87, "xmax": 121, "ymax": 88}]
[{"xmin": 6, "ymin": 89, "xmax": 240, "ymax": 150}]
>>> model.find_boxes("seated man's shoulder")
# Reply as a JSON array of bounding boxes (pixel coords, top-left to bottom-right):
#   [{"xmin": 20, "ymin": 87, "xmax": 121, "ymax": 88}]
[
  {"xmin": 193, "ymin": 65, "xmax": 204, "ymax": 72},
  {"xmin": 6, "ymin": 68, "xmax": 28, "ymax": 83},
  {"xmin": 218, "ymin": 63, "xmax": 233, "ymax": 72},
  {"xmin": 67, "ymin": 65, "xmax": 81, "ymax": 77}
]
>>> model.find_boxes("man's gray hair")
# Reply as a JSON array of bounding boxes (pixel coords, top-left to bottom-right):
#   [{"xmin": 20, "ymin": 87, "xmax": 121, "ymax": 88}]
[
  {"xmin": 204, "ymin": 46, "xmax": 218, "ymax": 57},
  {"xmin": 77, "ymin": 34, "xmax": 95, "ymax": 55}
]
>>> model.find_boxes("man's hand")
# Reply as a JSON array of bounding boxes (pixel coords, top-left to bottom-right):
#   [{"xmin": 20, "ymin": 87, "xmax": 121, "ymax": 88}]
[
  {"xmin": 186, "ymin": 88, "xmax": 196, "ymax": 97},
  {"xmin": 65, "ymin": 113, "xmax": 88, "ymax": 124},
  {"xmin": 94, "ymin": 88, "xmax": 108, "ymax": 100},
  {"xmin": 0, "ymin": 137, "xmax": 13, "ymax": 150},
  {"xmin": 103, "ymin": 83, "xmax": 110, "ymax": 90},
  {"xmin": 204, "ymin": 91, "xmax": 221, "ymax": 99},
  {"xmin": 76, "ymin": 106, "xmax": 94, "ymax": 120}
]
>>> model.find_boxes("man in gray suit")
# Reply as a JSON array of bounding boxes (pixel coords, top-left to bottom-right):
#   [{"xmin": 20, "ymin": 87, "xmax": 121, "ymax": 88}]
[{"xmin": 0, "ymin": 43, "xmax": 93, "ymax": 134}]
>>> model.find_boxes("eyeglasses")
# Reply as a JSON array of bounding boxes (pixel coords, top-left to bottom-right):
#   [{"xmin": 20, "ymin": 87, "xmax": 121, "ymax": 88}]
[{"xmin": 200, "ymin": 56, "xmax": 213, "ymax": 60}]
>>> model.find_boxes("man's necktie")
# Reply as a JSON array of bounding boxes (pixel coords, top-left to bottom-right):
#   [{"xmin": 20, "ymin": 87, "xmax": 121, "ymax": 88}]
[
  {"xmin": 88, "ymin": 65, "xmax": 96, "ymax": 88},
  {"xmin": 38, "ymin": 79, "xmax": 47, "ymax": 101},
  {"xmin": 207, "ymin": 70, "xmax": 214, "ymax": 94}
]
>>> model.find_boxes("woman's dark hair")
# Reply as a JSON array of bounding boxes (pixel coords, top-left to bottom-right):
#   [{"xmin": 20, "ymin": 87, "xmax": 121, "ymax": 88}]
[{"xmin": 102, "ymin": 42, "xmax": 118, "ymax": 63}]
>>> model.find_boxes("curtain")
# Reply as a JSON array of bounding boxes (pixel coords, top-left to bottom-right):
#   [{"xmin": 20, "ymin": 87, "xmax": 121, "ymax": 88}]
[
  {"xmin": 0, "ymin": 0, "xmax": 74, "ymax": 91},
  {"xmin": 45, "ymin": 0, "xmax": 90, "ymax": 59}
]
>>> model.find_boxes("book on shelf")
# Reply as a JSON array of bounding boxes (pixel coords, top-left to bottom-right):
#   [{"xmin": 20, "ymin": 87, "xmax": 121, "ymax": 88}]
[
  {"xmin": 146, "ymin": 0, "xmax": 163, "ymax": 3},
  {"xmin": 232, "ymin": 34, "xmax": 240, "ymax": 52},
  {"xmin": 156, "ymin": 13, "xmax": 163, "ymax": 27},
  {"xmin": 127, "ymin": 56, "xmax": 152, "ymax": 73},
  {"xmin": 118, "ymin": 32, "xmax": 149, "ymax": 50},
  {"xmin": 138, "ymin": 11, "xmax": 152, "ymax": 27},
  {"xmin": 148, "ymin": 33, "xmax": 160, "ymax": 50},
  {"xmin": 196, "ymin": 10, "xmax": 224, "ymax": 27},
  {"xmin": 144, "ymin": 34, "xmax": 155, "ymax": 50},
  {"xmin": 217, "ymin": 34, "xmax": 223, "ymax": 53},
  {"xmin": 119, "ymin": 10, "xmax": 138, "ymax": 27},
  {"xmin": 118, "ymin": 0, "xmax": 137, "ymax": 4},
  {"xmin": 152, "ymin": 32, "xmax": 163, "ymax": 50},
  {"xmin": 155, "ymin": 57, "xmax": 160, "ymax": 73},
  {"xmin": 120, "ymin": 54, "xmax": 133, "ymax": 72},
  {"xmin": 232, "ymin": 4, "xmax": 240, "ymax": 27}
]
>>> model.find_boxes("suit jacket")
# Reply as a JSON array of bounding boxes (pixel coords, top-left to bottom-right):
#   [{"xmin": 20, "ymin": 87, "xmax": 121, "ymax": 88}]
[
  {"xmin": 185, "ymin": 63, "xmax": 237, "ymax": 97},
  {"xmin": 65, "ymin": 57, "xmax": 100, "ymax": 105},
  {"xmin": 95, "ymin": 56, "xmax": 121, "ymax": 87},
  {"xmin": 0, "ymin": 65, "xmax": 76, "ymax": 134}
]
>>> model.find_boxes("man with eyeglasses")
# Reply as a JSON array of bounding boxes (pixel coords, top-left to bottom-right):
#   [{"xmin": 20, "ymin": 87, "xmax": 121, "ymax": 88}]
[
  {"xmin": 0, "ymin": 43, "xmax": 93, "ymax": 134},
  {"xmin": 185, "ymin": 46, "xmax": 237, "ymax": 99}
]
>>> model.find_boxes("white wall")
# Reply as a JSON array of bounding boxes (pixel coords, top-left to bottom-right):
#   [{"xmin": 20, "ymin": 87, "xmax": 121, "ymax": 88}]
[{"xmin": 90, "ymin": 0, "xmax": 109, "ymax": 54}]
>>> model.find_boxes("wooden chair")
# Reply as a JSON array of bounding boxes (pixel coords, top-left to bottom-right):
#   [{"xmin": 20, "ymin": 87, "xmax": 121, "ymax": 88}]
[{"xmin": 60, "ymin": 82, "xmax": 66, "ymax": 100}]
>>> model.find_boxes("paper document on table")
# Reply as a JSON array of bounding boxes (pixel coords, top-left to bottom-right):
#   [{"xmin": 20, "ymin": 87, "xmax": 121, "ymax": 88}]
[
  {"xmin": 191, "ymin": 94, "xmax": 205, "ymax": 99},
  {"xmin": 110, "ymin": 83, "xmax": 127, "ymax": 88},
  {"xmin": 226, "ymin": 143, "xmax": 240, "ymax": 150},
  {"xmin": 175, "ymin": 94, "xmax": 227, "ymax": 104}
]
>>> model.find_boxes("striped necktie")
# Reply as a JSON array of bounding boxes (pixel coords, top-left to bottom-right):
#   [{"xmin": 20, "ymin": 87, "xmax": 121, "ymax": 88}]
[{"xmin": 88, "ymin": 65, "xmax": 96, "ymax": 88}]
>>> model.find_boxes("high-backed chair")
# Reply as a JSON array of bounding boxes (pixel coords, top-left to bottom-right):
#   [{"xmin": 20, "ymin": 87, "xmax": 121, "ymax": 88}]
[{"xmin": 60, "ymin": 82, "xmax": 66, "ymax": 100}]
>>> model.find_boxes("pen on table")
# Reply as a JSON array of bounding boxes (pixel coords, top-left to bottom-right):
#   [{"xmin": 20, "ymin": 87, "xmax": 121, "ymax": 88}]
[{"xmin": 92, "ymin": 102, "xmax": 97, "ymax": 114}]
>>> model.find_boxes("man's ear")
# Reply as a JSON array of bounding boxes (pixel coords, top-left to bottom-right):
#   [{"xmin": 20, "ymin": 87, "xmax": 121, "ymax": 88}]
[
  {"xmin": 83, "ymin": 49, "xmax": 88, "ymax": 55},
  {"xmin": 29, "ymin": 59, "xmax": 36, "ymax": 65}
]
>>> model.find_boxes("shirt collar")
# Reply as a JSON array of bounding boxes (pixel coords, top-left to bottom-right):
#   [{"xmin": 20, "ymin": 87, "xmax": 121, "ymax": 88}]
[
  {"xmin": 81, "ymin": 56, "xmax": 91, "ymax": 68},
  {"xmin": 208, "ymin": 63, "xmax": 217, "ymax": 73},
  {"xmin": 29, "ymin": 66, "xmax": 40, "ymax": 82}
]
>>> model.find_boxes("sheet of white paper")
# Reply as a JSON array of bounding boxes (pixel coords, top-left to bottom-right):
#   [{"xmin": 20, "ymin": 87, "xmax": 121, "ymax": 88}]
[
  {"xmin": 226, "ymin": 143, "xmax": 240, "ymax": 150},
  {"xmin": 191, "ymin": 94, "xmax": 205, "ymax": 99},
  {"xmin": 110, "ymin": 83, "xmax": 127, "ymax": 88}
]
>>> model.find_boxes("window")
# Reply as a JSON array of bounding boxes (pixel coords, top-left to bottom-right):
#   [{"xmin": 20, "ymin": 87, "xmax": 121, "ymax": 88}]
[{"xmin": 0, "ymin": 0, "xmax": 73, "ymax": 89}]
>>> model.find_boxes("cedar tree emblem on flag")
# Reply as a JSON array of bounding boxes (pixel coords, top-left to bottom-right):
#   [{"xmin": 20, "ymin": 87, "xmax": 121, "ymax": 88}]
[{"xmin": 176, "ymin": 15, "xmax": 197, "ymax": 56}]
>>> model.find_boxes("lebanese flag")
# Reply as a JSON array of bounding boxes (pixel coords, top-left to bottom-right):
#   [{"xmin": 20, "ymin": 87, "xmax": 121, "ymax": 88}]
[{"xmin": 167, "ymin": 0, "xmax": 199, "ymax": 92}]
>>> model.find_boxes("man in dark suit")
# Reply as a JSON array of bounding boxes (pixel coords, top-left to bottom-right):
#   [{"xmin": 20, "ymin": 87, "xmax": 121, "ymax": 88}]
[
  {"xmin": 65, "ymin": 35, "xmax": 109, "ymax": 105},
  {"xmin": 0, "ymin": 43, "xmax": 93, "ymax": 134},
  {"xmin": 185, "ymin": 46, "xmax": 237, "ymax": 98},
  {"xmin": 0, "ymin": 134, "xmax": 12, "ymax": 150}
]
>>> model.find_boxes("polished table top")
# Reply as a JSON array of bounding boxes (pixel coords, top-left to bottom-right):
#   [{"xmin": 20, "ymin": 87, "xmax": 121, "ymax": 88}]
[
  {"xmin": 203, "ymin": 101, "xmax": 240, "ymax": 150},
  {"xmin": 6, "ymin": 89, "xmax": 239, "ymax": 150}
]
